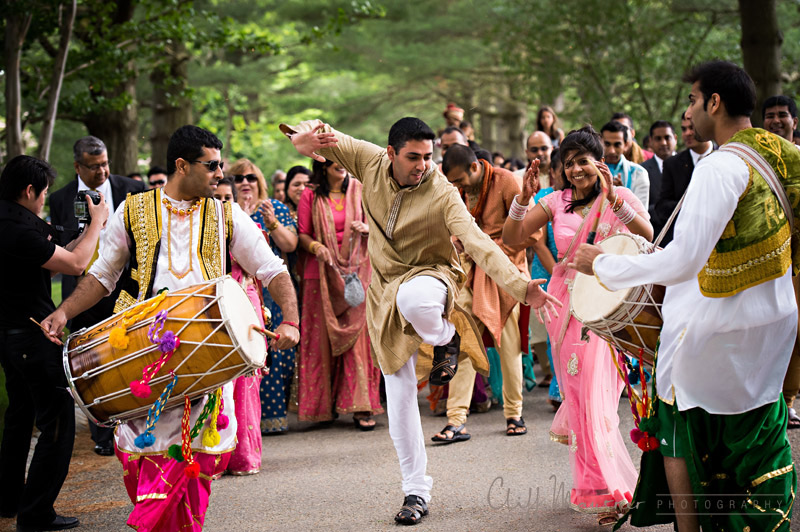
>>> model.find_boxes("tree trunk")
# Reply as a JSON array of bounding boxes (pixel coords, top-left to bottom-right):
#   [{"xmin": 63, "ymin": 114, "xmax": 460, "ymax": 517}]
[
  {"xmin": 4, "ymin": 9, "xmax": 32, "ymax": 161},
  {"xmin": 149, "ymin": 42, "xmax": 192, "ymax": 170},
  {"xmin": 38, "ymin": 0, "xmax": 77, "ymax": 162},
  {"xmin": 738, "ymin": 0, "xmax": 782, "ymax": 126},
  {"xmin": 84, "ymin": 73, "xmax": 138, "ymax": 175}
]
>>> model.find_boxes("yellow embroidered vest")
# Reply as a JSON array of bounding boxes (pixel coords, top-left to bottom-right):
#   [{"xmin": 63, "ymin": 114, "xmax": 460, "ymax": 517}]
[
  {"xmin": 698, "ymin": 128, "xmax": 800, "ymax": 298},
  {"xmin": 113, "ymin": 189, "xmax": 233, "ymax": 312}
]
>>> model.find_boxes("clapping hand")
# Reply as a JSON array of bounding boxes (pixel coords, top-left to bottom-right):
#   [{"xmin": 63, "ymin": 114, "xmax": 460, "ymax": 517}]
[
  {"xmin": 520, "ymin": 159, "xmax": 541, "ymax": 204},
  {"xmin": 259, "ymin": 200, "xmax": 277, "ymax": 226}
]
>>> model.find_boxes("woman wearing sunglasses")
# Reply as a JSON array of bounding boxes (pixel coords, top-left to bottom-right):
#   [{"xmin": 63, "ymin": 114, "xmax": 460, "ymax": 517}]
[{"xmin": 227, "ymin": 159, "xmax": 300, "ymax": 441}]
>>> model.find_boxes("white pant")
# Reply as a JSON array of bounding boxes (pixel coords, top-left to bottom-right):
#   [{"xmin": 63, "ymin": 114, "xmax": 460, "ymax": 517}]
[
  {"xmin": 383, "ymin": 276, "xmax": 455, "ymax": 502},
  {"xmin": 395, "ymin": 275, "xmax": 455, "ymax": 346}
]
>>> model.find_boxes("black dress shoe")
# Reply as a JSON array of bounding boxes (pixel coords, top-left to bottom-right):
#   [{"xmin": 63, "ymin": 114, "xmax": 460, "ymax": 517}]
[
  {"xmin": 93, "ymin": 443, "xmax": 114, "ymax": 456},
  {"xmin": 17, "ymin": 515, "xmax": 79, "ymax": 532}
]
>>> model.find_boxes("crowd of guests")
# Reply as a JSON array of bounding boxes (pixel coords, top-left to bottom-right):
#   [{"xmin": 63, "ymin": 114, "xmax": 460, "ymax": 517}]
[{"xmin": 2, "ymin": 72, "xmax": 799, "ymax": 530}]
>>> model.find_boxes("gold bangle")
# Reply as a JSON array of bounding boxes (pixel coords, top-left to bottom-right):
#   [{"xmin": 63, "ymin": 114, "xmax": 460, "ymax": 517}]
[
  {"xmin": 267, "ymin": 220, "xmax": 280, "ymax": 231},
  {"xmin": 309, "ymin": 241, "xmax": 320, "ymax": 254}
]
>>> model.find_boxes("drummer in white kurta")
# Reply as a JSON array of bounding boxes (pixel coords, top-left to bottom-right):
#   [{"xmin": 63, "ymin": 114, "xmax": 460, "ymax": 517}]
[
  {"xmin": 570, "ymin": 61, "xmax": 799, "ymax": 532},
  {"xmin": 90, "ymin": 188, "xmax": 289, "ymax": 455},
  {"xmin": 43, "ymin": 125, "xmax": 300, "ymax": 531}
]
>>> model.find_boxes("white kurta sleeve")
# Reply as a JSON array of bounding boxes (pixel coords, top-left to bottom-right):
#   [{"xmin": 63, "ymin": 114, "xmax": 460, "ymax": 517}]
[
  {"xmin": 594, "ymin": 152, "xmax": 748, "ymax": 290},
  {"xmin": 630, "ymin": 165, "xmax": 650, "ymax": 209},
  {"xmin": 87, "ymin": 201, "xmax": 131, "ymax": 295},
  {"xmin": 228, "ymin": 202, "xmax": 288, "ymax": 285}
]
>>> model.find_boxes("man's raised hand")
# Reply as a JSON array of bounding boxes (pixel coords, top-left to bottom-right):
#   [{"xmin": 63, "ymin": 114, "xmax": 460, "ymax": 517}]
[{"xmin": 291, "ymin": 123, "xmax": 338, "ymax": 162}]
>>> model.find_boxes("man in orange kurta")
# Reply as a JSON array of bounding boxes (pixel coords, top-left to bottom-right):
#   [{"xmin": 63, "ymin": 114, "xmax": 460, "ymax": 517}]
[{"xmin": 433, "ymin": 144, "xmax": 535, "ymax": 442}]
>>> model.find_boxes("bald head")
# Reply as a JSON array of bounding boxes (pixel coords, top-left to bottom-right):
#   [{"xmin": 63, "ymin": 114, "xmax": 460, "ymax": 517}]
[{"xmin": 525, "ymin": 131, "xmax": 553, "ymax": 169}]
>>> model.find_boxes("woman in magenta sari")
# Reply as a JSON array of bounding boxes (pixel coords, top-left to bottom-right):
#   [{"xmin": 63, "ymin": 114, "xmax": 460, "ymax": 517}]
[
  {"xmin": 503, "ymin": 127, "xmax": 653, "ymax": 526},
  {"xmin": 296, "ymin": 159, "xmax": 383, "ymax": 429}
]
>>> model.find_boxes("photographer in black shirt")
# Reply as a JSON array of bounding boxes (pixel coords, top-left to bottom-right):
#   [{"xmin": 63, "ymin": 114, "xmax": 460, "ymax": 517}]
[{"xmin": 0, "ymin": 155, "xmax": 108, "ymax": 532}]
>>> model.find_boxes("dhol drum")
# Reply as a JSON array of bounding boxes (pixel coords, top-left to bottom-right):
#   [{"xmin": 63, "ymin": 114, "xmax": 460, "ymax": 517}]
[
  {"xmin": 569, "ymin": 233, "xmax": 664, "ymax": 366},
  {"xmin": 64, "ymin": 276, "xmax": 267, "ymax": 424}
]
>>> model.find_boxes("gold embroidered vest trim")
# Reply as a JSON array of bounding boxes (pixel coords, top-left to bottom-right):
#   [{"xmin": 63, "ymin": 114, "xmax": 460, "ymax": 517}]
[
  {"xmin": 698, "ymin": 128, "xmax": 800, "ymax": 298},
  {"xmin": 113, "ymin": 192, "xmax": 233, "ymax": 312}
]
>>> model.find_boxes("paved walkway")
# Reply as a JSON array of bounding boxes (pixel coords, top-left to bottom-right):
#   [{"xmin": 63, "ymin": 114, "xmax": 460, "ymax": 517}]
[{"xmin": 2, "ymin": 381, "xmax": 798, "ymax": 531}]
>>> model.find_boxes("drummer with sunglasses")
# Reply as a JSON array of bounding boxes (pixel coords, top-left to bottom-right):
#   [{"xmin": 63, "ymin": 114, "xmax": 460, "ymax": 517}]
[{"xmin": 41, "ymin": 125, "xmax": 300, "ymax": 532}]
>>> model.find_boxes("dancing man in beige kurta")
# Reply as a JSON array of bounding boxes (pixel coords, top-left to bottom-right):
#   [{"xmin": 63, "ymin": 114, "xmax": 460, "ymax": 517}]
[{"xmin": 282, "ymin": 117, "xmax": 559, "ymax": 526}]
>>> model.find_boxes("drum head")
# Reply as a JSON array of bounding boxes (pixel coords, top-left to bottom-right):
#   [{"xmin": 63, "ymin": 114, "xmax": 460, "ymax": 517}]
[
  {"xmin": 570, "ymin": 234, "xmax": 641, "ymax": 323},
  {"xmin": 218, "ymin": 277, "xmax": 268, "ymax": 367}
]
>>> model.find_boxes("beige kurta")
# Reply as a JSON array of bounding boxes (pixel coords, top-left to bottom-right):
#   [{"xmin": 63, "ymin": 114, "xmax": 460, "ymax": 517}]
[{"xmin": 281, "ymin": 120, "xmax": 530, "ymax": 376}]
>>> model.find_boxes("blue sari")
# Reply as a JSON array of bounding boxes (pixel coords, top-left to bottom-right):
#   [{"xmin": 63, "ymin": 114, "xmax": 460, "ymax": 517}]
[
  {"xmin": 253, "ymin": 200, "xmax": 298, "ymax": 433},
  {"xmin": 530, "ymin": 187, "xmax": 560, "ymax": 402}
]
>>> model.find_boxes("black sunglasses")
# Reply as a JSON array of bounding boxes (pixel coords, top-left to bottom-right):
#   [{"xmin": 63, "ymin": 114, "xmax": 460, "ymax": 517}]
[
  {"xmin": 190, "ymin": 159, "xmax": 223, "ymax": 172},
  {"xmin": 233, "ymin": 174, "xmax": 259, "ymax": 184},
  {"xmin": 149, "ymin": 179, "xmax": 165, "ymax": 186}
]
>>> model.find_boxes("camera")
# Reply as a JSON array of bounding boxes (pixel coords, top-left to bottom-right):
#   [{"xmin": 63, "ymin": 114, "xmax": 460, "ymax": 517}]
[{"xmin": 74, "ymin": 190, "xmax": 102, "ymax": 224}]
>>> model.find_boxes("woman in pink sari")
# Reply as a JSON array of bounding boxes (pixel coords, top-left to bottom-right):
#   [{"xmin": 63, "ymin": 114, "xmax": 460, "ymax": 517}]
[
  {"xmin": 214, "ymin": 177, "xmax": 270, "ymax": 475},
  {"xmin": 296, "ymin": 159, "xmax": 383, "ymax": 429},
  {"xmin": 503, "ymin": 127, "xmax": 653, "ymax": 526}
]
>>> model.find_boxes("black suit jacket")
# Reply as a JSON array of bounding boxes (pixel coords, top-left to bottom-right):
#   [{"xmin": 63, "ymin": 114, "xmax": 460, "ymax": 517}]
[
  {"xmin": 654, "ymin": 150, "xmax": 694, "ymax": 246},
  {"xmin": 49, "ymin": 174, "xmax": 146, "ymax": 330},
  {"xmin": 641, "ymin": 156, "xmax": 662, "ymax": 220}
]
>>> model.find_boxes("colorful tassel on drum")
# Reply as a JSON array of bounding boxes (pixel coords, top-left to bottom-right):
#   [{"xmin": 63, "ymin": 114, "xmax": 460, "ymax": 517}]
[
  {"xmin": 109, "ymin": 325, "xmax": 130, "ymax": 350},
  {"xmin": 217, "ymin": 395, "xmax": 229, "ymax": 430},
  {"xmin": 109, "ymin": 291, "xmax": 169, "ymax": 351},
  {"xmin": 179, "ymin": 396, "xmax": 201, "ymax": 478},
  {"xmin": 201, "ymin": 388, "xmax": 223, "ymax": 448},
  {"xmin": 130, "ymin": 311, "xmax": 181, "ymax": 398},
  {"xmin": 167, "ymin": 390, "xmax": 218, "ymax": 462},
  {"xmin": 134, "ymin": 372, "xmax": 178, "ymax": 449}
]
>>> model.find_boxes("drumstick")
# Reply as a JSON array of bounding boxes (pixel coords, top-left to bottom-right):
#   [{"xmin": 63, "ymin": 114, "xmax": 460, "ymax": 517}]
[
  {"xmin": 249, "ymin": 324, "xmax": 279, "ymax": 340},
  {"xmin": 29, "ymin": 317, "xmax": 63, "ymax": 346},
  {"xmin": 586, "ymin": 160, "xmax": 608, "ymax": 245}
]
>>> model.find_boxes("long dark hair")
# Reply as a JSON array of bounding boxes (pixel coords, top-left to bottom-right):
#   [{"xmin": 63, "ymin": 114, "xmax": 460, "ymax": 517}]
[
  {"xmin": 311, "ymin": 159, "xmax": 349, "ymax": 198},
  {"xmin": 560, "ymin": 126, "xmax": 604, "ymax": 214},
  {"xmin": 536, "ymin": 106, "xmax": 561, "ymax": 141}
]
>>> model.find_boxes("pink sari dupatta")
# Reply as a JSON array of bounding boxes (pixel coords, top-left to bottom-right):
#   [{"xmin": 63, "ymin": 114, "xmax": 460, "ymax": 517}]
[
  {"xmin": 545, "ymin": 190, "xmax": 638, "ymax": 514},
  {"xmin": 311, "ymin": 179, "xmax": 372, "ymax": 356},
  {"xmin": 226, "ymin": 261, "xmax": 264, "ymax": 474}
]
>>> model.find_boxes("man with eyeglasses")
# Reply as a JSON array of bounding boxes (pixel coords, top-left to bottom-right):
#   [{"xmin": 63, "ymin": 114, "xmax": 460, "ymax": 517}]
[
  {"xmin": 48, "ymin": 136, "xmax": 146, "ymax": 457},
  {"xmin": 42, "ymin": 125, "xmax": 299, "ymax": 532}
]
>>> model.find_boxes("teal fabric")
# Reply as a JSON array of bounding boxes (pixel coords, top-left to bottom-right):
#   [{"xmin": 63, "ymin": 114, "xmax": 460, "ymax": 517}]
[{"xmin": 487, "ymin": 347, "xmax": 503, "ymax": 405}]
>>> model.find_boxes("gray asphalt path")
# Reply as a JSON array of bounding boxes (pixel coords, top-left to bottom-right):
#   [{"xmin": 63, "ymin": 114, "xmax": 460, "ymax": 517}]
[{"xmin": 2, "ymin": 381, "xmax": 799, "ymax": 531}]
